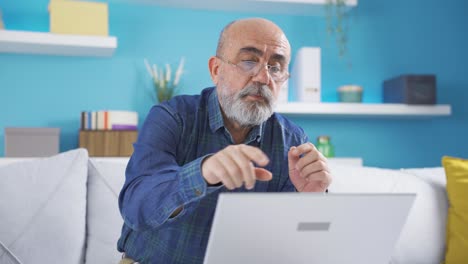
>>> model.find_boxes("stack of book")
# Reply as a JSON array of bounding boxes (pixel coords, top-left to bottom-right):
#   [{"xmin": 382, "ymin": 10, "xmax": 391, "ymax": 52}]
[{"xmin": 80, "ymin": 110, "xmax": 138, "ymax": 131}]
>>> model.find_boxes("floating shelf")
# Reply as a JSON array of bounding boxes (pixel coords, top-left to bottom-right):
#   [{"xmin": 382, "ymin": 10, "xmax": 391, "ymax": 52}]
[
  {"xmin": 276, "ymin": 103, "xmax": 452, "ymax": 117},
  {"xmin": 125, "ymin": 0, "xmax": 357, "ymax": 15},
  {"xmin": 0, "ymin": 30, "xmax": 117, "ymax": 57}
]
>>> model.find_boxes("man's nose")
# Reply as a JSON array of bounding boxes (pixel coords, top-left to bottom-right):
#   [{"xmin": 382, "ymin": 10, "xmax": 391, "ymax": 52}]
[{"xmin": 251, "ymin": 65, "xmax": 271, "ymax": 85}]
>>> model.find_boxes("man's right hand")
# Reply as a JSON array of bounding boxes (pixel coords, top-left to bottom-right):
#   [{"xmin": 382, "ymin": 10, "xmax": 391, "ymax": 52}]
[{"xmin": 201, "ymin": 145, "xmax": 272, "ymax": 190}]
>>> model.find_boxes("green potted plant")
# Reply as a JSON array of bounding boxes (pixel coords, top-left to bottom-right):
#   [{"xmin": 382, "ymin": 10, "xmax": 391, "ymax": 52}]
[
  {"xmin": 325, "ymin": 0, "xmax": 349, "ymax": 60},
  {"xmin": 144, "ymin": 57, "xmax": 185, "ymax": 103}
]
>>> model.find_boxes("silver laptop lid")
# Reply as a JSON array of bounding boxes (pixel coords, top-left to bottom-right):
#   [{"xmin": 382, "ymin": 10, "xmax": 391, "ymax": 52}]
[{"xmin": 204, "ymin": 193, "xmax": 415, "ymax": 264}]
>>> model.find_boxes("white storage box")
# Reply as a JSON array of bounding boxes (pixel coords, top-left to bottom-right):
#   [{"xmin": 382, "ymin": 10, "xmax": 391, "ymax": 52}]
[{"xmin": 291, "ymin": 47, "xmax": 321, "ymax": 102}]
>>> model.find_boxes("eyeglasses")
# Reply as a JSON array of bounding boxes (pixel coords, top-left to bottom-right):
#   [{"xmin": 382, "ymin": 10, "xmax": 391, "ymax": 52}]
[{"xmin": 216, "ymin": 56, "xmax": 290, "ymax": 82}]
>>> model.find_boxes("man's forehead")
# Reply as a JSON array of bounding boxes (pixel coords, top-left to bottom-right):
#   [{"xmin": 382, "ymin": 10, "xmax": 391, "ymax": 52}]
[
  {"xmin": 230, "ymin": 29, "xmax": 290, "ymax": 51},
  {"xmin": 221, "ymin": 19, "xmax": 291, "ymax": 58}
]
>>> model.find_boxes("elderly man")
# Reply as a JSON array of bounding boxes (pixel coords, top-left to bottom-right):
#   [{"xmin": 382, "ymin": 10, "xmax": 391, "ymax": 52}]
[{"xmin": 117, "ymin": 18, "xmax": 331, "ymax": 263}]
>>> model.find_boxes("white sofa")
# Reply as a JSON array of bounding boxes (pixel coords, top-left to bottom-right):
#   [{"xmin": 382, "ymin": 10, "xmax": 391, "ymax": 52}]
[{"xmin": 0, "ymin": 149, "xmax": 448, "ymax": 264}]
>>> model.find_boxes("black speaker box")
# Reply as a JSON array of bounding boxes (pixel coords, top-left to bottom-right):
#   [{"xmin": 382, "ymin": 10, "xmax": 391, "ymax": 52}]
[{"xmin": 383, "ymin": 75, "xmax": 436, "ymax": 104}]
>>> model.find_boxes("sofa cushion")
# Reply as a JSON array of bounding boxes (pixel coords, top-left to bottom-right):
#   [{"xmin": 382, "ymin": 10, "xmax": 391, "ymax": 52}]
[
  {"xmin": 0, "ymin": 149, "xmax": 88, "ymax": 264},
  {"xmin": 400, "ymin": 167, "xmax": 447, "ymax": 191},
  {"xmin": 329, "ymin": 164, "xmax": 446, "ymax": 264},
  {"xmin": 442, "ymin": 156, "xmax": 468, "ymax": 264},
  {"xmin": 85, "ymin": 158, "xmax": 128, "ymax": 264},
  {"xmin": 0, "ymin": 240, "xmax": 22, "ymax": 264}
]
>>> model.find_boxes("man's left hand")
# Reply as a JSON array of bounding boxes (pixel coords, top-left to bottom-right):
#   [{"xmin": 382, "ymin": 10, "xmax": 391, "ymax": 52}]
[{"xmin": 288, "ymin": 142, "xmax": 332, "ymax": 192}]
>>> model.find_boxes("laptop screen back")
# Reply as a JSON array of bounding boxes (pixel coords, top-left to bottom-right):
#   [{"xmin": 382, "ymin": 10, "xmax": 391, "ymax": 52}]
[{"xmin": 204, "ymin": 193, "xmax": 415, "ymax": 264}]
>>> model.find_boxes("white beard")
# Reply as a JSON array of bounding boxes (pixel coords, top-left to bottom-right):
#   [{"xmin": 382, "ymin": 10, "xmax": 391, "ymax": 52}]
[{"xmin": 219, "ymin": 84, "xmax": 276, "ymax": 127}]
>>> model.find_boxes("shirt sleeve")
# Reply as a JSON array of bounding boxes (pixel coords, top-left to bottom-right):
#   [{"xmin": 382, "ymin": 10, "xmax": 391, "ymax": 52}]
[{"xmin": 118, "ymin": 104, "xmax": 222, "ymax": 232}]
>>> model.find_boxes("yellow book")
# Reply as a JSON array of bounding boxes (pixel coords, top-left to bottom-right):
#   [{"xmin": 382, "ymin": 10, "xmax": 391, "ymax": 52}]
[{"xmin": 49, "ymin": 0, "xmax": 108, "ymax": 36}]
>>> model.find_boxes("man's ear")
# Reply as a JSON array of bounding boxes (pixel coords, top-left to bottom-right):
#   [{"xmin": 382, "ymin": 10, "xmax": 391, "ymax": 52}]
[{"xmin": 208, "ymin": 56, "xmax": 220, "ymax": 85}]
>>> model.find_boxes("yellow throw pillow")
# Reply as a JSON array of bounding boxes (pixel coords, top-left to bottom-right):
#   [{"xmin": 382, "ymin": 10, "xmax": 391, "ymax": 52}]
[{"xmin": 442, "ymin": 156, "xmax": 468, "ymax": 264}]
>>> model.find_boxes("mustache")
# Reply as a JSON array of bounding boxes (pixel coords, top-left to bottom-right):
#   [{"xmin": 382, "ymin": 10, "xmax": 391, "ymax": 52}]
[{"xmin": 238, "ymin": 84, "xmax": 273, "ymax": 102}]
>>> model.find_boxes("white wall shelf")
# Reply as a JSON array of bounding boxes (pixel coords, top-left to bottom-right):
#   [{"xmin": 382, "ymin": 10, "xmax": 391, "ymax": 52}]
[
  {"xmin": 125, "ymin": 0, "xmax": 357, "ymax": 15},
  {"xmin": 0, "ymin": 30, "xmax": 117, "ymax": 57},
  {"xmin": 276, "ymin": 103, "xmax": 452, "ymax": 117}
]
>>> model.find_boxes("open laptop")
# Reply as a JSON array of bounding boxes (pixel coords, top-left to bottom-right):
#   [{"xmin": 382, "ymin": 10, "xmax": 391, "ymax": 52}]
[{"xmin": 203, "ymin": 193, "xmax": 415, "ymax": 264}]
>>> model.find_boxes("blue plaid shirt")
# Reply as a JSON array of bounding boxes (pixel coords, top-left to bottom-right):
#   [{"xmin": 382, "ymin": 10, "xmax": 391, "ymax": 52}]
[{"xmin": 118, "ymin": 87, "xmax": 308, "ymax": 263}]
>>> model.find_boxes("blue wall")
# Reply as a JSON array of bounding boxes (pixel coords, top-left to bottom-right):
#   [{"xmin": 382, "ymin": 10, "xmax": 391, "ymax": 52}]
[{"xmin": 1, "ymin": 0, "xmax": 467, "ymax": 168}]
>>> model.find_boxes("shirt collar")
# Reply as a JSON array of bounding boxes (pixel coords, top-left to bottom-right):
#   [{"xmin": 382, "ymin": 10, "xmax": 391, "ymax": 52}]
[
  {"xmin": 245, "ymin": 122, "xmax": 263, "ymax": 144},
  {"xmin": 208, "ymin": 88, "xmax": 224, "ymax": 133},
  {"xmin": 208, "ymin": 88, "xmax": 264, "ymax": 144}
]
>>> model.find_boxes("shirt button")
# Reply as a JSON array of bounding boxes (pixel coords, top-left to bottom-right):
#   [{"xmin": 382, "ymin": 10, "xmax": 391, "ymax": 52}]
[{"xmin": 195, "ymin": 189, "xmax": 202, "ymax": 196}]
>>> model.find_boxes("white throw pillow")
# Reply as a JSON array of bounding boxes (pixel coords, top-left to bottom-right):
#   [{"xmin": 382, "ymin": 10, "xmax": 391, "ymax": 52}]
[
  {"xmin": 329, "ymin": 164, "xmax": 446, "ymax": 264},
  {"xmin": 85, "ymin": 158, "xmax": 128, "ymax": 264},
  {"xmin": 0, "ymin": 149, "xmax": 88, "ymax": 264}
]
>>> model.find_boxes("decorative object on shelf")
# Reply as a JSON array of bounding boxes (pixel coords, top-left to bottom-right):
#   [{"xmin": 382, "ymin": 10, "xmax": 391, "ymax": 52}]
[
  {"xmin": 338, "ymin": 85, "xmax": 362, "ymax": 102},
  {"xmin": 291, "ymin": 47, "xmax": 321, "ymax": 103},
  {"xmin": 144, "ymin": 57, "xmax": 185, "ymax": 103},
  {"xmin": 79, "ymin": 130, "xmax": 137, "ymax": 156},
  {"xmin": 316, "ymin": 135, "xmax": 335, "ymax": 158},
  {"xmin": 5, "ymin": 127, "xmax": 60, "ymax": 157},
  {"xmin": 325, "ymin": 0, "xmax": 350, "ymax": 64},
  {"xmin": 383, "ymin": 74, "xmax": 436, "ymax": 105},
  {"xmin": 49, "ymin": 0, "xmax": 109, "ymax": 36},
  {"xmin": 80, "ymin": 110, "xmax": 138, "ymax": 131}
]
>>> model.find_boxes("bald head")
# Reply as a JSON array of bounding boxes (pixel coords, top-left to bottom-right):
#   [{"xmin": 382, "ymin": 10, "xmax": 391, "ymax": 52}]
[{"xmin": 216, "ymin": 18, "xmax": 291, "ymax": 59}]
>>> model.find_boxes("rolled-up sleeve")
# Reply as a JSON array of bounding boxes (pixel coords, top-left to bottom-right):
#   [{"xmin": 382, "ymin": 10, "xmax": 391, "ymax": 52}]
[{"xmin": 118, "ymin": 104, "xmax": 221, "ymax": 232}]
